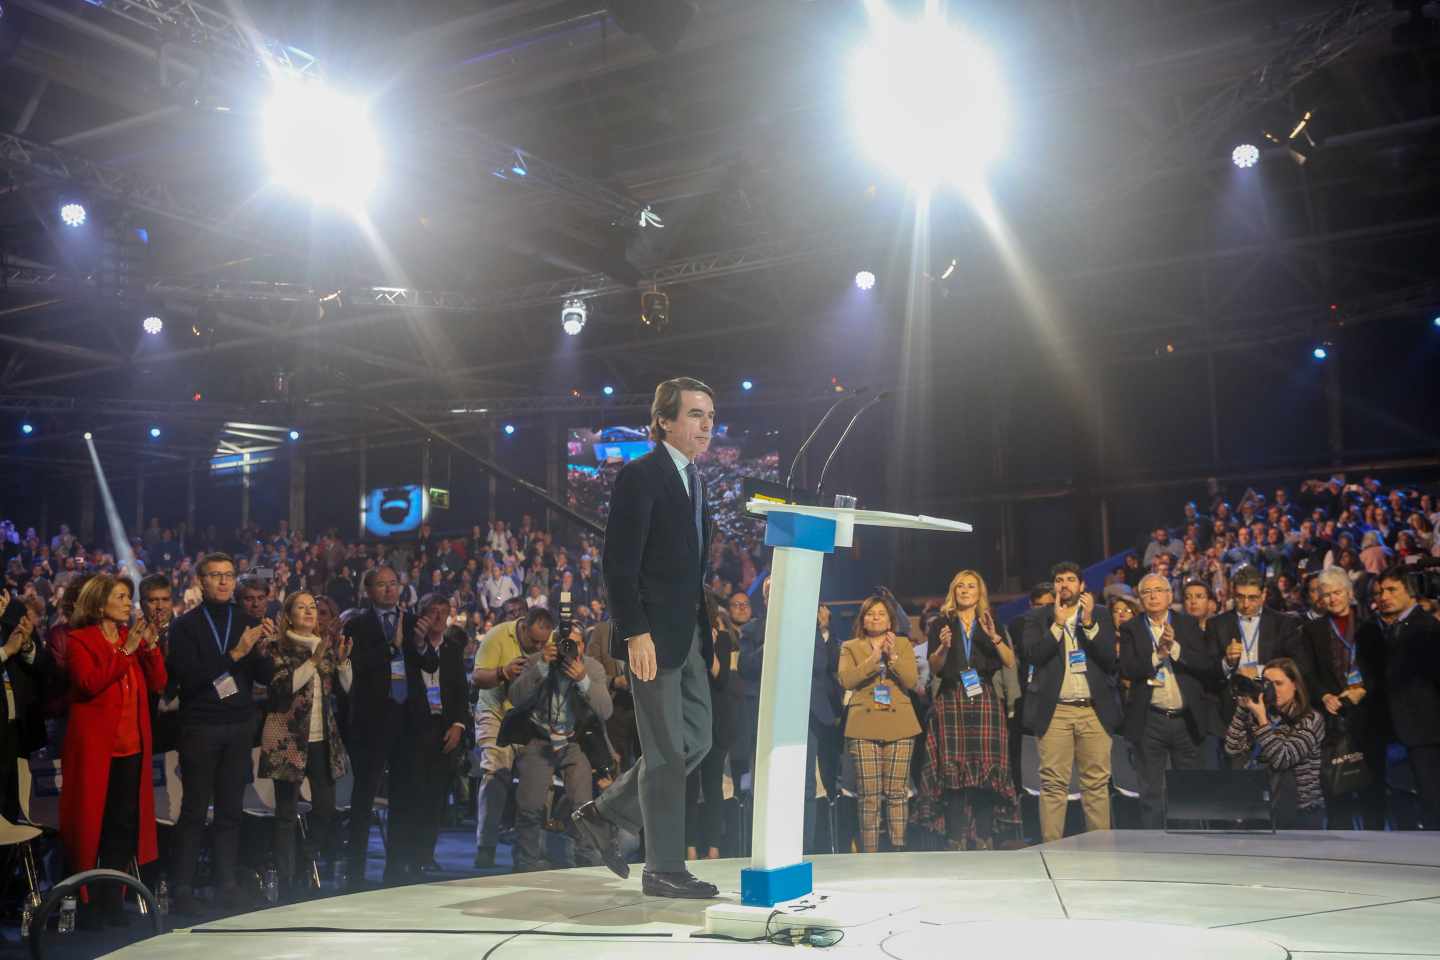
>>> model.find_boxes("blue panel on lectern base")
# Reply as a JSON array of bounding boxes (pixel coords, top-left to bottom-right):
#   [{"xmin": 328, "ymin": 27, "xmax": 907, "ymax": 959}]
[
  {"xmin": 763, "ymin": 512, "xmax": 837, "ymax": 553},
  {"xmin": 740, "ymin": 862, "xmax": 813, "ymax": 907}
]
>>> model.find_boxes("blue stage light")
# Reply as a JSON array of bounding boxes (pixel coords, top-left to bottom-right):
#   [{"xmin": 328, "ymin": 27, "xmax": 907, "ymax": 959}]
[
  {"xmin": 21, "ymin": 423, "xmax": 34, "ymax": 436},
  {"xmin": 1312, "ymin": 346, "xmax": 1328, "ymax": 361},
  {"xmin": 741, "ymin": 380, "xmax": 754, "ymax": 391},
  {"xmin": 602, "ymin": 385, "xmax": 615, "ymax": 396},
  {"xmin": 503, "ymin": 423, "xmax": 516, "ymax": 435},
  {"xmin": 60, "ymin": 203, "xmax": 87, "ymax": 227},
  {"xmin": 149, "ymin": 426, "xmax": 162, "ymax": 438},
  {"xmin": 855, "ymin": 270, "xmax": 876, "ymax": 291},
  {"xmin": 289, "ymin": 429, "xmax": 301, "ymax": 441}
]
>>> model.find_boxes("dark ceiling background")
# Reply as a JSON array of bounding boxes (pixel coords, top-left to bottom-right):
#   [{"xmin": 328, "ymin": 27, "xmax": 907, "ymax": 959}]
[{"xmin": 2, "ymin": 0, "xmax": 1438, "ymax": 592}]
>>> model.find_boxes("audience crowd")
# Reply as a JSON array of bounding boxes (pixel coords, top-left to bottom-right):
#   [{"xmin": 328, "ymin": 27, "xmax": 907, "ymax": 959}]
[{"xmin": 0, "ymin": 468, "xmax": 1438, "ymax": 929}]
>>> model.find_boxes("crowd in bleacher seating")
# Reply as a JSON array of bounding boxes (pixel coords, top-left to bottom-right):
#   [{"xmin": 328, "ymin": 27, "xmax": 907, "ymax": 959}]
[{"xmin": 1, "ymin": 467, "xmax": 1438, "ymax": 931}]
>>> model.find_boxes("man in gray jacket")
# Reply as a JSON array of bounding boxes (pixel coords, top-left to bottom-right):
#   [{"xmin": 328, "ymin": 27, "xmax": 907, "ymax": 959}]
[{"xmin": 509, "ymin": 622, "xmax": 612, "ymax": 871}]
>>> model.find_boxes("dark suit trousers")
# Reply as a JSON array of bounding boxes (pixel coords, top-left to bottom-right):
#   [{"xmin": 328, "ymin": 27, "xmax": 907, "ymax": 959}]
[
  {"xmin": 345, "ymin": 701, "xmax": 404, "ymax": 873},
  {"xmin": 803, "ymin": 717, "xmax": 842, "ymax": 853},
  {"xmin": 597, "ymin": 631, "xmax": 712, "ymax": 873},
  {"xmin": 174, "ymin": 719, "xmax": 253, "ymax": 891},
  {"xmin": 388, "ymin": 718, "xmax": 452, "ymax": 876},
  {"xmin": 684, "ymin": 739, "xmax": 726, "ymax": 852},
  {"xmin": 0, "ymin": 719, "xmax": 19, "ymax": 823},
  {"xmin": 1408, "ymin": 745, "xmax": 1440, "ymax": 830},
  {"xmin": 1136, "ymin": 710, "xmax": 1203, "ymax": 829}
]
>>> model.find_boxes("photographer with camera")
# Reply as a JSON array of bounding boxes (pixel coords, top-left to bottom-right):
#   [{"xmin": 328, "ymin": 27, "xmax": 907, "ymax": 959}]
[
  {"xmin": 1223, "ymin": 658, "xmax": 1326, "ymax": 828},
  {"xmin": 506, "ymin": 600, "xmax": 613, "ymax": 871}
]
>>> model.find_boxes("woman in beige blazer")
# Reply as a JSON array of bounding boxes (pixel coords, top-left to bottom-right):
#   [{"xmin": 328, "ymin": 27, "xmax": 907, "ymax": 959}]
[{"xmin": 838, "ymin": 595, "xmax": 922, "ymax": 852}]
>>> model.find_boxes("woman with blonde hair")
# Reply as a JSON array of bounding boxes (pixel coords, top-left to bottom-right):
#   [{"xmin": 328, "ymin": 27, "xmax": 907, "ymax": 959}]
[
  {"xmin": 60, "ymin": 574, "xmax": 167, "ymax": 927},
  {"xmin": 259, "ymin": 591, "xmax": 352, "ymax": 901},
  {"xmin": 914, "ymin": 570, "xmax": 1018, "ymax": 849},
  {"xmin": 837, "ymin": 594, "xmax": 921, "ymax": 852}
]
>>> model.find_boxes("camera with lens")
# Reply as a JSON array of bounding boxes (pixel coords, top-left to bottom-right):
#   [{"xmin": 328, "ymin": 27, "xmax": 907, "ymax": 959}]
[
  {"xmin": 1231, "ymin": 671, "xmax": 1276, "ymax": 708},
  {"xmin": 555, "ymin": 590, "xmax": 579, "ymax": 661}
]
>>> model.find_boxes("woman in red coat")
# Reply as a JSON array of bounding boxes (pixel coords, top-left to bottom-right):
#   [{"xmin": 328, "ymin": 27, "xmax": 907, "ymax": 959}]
[{"xmin": 60, "ymin": 574, "xmax": 167, "ymax": 927}]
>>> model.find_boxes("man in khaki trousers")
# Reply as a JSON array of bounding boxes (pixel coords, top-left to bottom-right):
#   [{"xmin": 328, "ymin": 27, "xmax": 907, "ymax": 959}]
[{"xmin": 1022, "ymin": 562, "xmax": 1122, "ymax": 843}]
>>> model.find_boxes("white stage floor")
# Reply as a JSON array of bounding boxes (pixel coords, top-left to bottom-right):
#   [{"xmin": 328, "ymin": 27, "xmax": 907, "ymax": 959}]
[{"xmin": 109, "ymin": 831, "xmax": 1440, "ymax": 960}]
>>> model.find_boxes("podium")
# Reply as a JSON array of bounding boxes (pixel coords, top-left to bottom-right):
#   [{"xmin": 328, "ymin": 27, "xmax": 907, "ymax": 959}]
[{"xmin": 724, "ymin": 500, "xmax": 971, "ymax": 911}]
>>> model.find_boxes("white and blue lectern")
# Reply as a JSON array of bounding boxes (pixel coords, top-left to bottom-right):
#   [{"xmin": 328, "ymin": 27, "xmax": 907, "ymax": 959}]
[{"xmin": 714, "ymin": 500, "xmax": 971, "ymax": 920}]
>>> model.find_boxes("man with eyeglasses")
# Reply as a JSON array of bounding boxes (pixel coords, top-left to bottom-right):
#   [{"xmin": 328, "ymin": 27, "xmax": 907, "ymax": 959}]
[
  {"xmin": 1208, "ymin": 566, "xmax": 1301, "ymax": 729},
  {"xmin": 1119, "ymin": 573, "xmax": 1224, "ymax": 829},
  {"xmin": 166, "ymin": 552, "xmax": 275, "ymax": 914}
]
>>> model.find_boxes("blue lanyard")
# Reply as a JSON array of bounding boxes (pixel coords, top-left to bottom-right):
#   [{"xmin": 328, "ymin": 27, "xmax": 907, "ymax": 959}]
[
  {"xmin": 202, "ymin": 605, "xmax": 234, "ymax": 657},
  {"xmin": 1329, "ymin": 618, "xmax": 1355, "ymax": 669},
  {"xmin": 956, "ymin": 616, "xmax": 975, "ymax": 664},
  {"xmin": 1240, "ymin": 617, "xmax": 1260, "ymax": 660}
]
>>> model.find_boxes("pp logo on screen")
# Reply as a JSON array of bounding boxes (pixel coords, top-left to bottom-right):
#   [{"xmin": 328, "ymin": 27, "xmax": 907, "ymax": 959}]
[{"xmin": 364, "ymin": 485, "xmax": 426, "ymax": 538}]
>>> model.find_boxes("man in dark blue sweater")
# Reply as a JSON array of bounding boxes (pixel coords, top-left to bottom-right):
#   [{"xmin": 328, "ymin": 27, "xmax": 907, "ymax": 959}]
[{"xmin": 166, "ymin": 552, "xmax": 274, "ymax": 914}]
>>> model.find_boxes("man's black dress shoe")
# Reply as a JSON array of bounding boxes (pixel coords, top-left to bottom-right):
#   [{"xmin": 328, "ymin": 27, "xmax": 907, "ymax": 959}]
[
  {"xmin": 571, "ymin": 801, "xmax": 629, "ymax": 879},
  {"xmin": 641, "ymin": 870, "xmax": 719, "ymax": 899}
]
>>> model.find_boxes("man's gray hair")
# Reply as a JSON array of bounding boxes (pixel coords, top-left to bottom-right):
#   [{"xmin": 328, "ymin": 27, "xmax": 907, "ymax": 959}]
[{"xmin": 1314, "ymin": 566, "xmax": 1353, "ymax": 601}]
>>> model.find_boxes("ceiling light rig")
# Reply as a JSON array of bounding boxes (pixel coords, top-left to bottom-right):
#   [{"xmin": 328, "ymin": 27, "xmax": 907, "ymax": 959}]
[
  {"xmin": 641, "ymin": 289, "xmax": 670, "ymax": 331},
  {"xmin": 1264, "ymin": 110, "xmax": 1317, "ymax": 166},
  {"xmin": 561, "ymin": 298, "xmax": 587, "ymax": 336}
]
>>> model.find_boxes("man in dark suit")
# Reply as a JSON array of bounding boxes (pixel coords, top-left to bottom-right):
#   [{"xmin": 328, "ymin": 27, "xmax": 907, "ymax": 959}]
[
  {"xmin": 1022, "ymin": 562, "xmax": 1121, "ymax": 844},
  {"xmin": 0, "ymin": 596, "xmax": 49, "ymax": 823},
  {"xmin": 804, "ymin": 603, "xmax": 844, "ymax": 853},
  {"xmin": 386, "ymin": 592, "xmax": 470, "ymax": 880},
  {"xmin": 572, "ymin": 377, "xmax": 718, "ymax": 899},
  {"xmin": 1364, "ymin": 568, "xmax": 1440, "ymax": 829},
  {"xmin": 1207, "ymin": 566, "xmax": 1301, "ymax": 727},
  {"xmin": 341, "ymin": 565, "xmax": 414, "ymax": 887},
  {"xmin": 1120, "ymin": 574, "xmax": 1224, "ymax": 829}
]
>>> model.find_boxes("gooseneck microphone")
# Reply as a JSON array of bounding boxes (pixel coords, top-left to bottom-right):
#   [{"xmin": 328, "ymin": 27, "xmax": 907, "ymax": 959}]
[
  {"xmin": 814, "ymin": 390, "xmax": 892, "ymax": 497},
  {"xmin": 785, "ymin": 387, "xmax": 869, "ymax": 493}
]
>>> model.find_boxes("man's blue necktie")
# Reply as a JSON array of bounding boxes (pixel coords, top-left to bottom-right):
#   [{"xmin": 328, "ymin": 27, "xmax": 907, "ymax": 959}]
[{"xmin": 685, "ymin": 462, "xmax": 702, "ymax": 554}]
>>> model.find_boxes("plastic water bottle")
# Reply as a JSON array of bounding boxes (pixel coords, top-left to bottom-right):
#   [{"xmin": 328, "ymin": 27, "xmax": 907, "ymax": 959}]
[
  {"xmin": 263, "ymin": 866, "xmax": 279, "ymax": 904},
  {"xmin": 57, "ymin": 896, "xmax": 77, "ymax": 934},
  {"xmin": 156, "ymin": 877, "xmax": 171, "ymax": 916}
]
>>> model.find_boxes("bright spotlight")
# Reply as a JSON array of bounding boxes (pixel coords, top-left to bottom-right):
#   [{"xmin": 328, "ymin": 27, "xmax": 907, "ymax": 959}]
[
  {"xmin": 741, "ymin": 379, "xmax": 754, "ymax": 391},
  {"xmin": 83, "ymin": 431, "xmax": 93, "ymax": 441},
  {"xmin": 288, "ymin": 429, "xmax": 301, "ymax": 441},
  {"xmin": 60, "ymin": 202, "xmax": 87, "ymax": 227},
  {"xmin": 851, "ymin": 10, "xmax": 1007, "ymax": 188},
  {"xmin": 142, "ymin": 315, "xmax": 163, "ymax": 335},
  {"xmin": 1232, "ymin": 143, "xmax": 1259, "ymax": 168},
  {"xmin": 20, "ymin": 423, "xmax": 34, "ymax": 436},
  {"xmin": 1312, "ymin": 346, "xmax": 1328, "ymax": 361},
  {"xmin": 602, "ymin": 385, "xmax": 615, "ymax": 396},
  {"xmin": 561, "ymin": 298, "xmax": 587, "ymax": 336},
  {"xmin": 1432, "ymin": 315, "xmax": 1440, "ymax": 328},
  {"xmin": 148, "ymin": 426, "xmax": 162, "ymax": 438},
  {"xmin": 855, "ymin": 270, "xmax": 876, "ymax": 291},
  {"xmin": 264, "ymin": 81, "xmax": 380, "ymax": 208},
  {"xmin": 503, "ymin": 423, "xmax": 516, "ymax": 436}
]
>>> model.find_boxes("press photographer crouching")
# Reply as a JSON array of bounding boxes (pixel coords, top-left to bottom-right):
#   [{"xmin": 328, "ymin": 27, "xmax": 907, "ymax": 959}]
[
  {"xmin": 505, "ymin": 594, "xmax": 613, "ymax": 871},
  {"xmin": 1223, "ymin": 658, "xmax": 1326, "ymax": 828}
]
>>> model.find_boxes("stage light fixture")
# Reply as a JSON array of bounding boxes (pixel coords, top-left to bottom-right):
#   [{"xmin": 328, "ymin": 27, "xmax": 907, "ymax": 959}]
[
  {"xmin": 855, "ymin": 270, "xmax": 876, "ymax": 291},
  {"xmin": 1312, "ymin": 345, "xmax": 1329, "ymax": 361},
  {"xmin": 148, "ymin": 426, "xmax": 162, "ymax": 438},
  {"xmin": 289, "ymin": 429, "xmax": 301, "ymax": 441},
  {"xmin": 640, "ymin": 289, "xmax": 670, "ymax": 330},
  {"xmin": 741, "ymin": 379, "xmax": 754, "ymax": 391},
  {"xmin": 602, "ymin": 385, "xmax": 615, "ymax": 396},
  {"xmin": 503, "ymin": 423, "xmax": 516, "ymax": 436},
  {"xmin": 142, "ymin": 316, "xmax": 163, "ymax": 335},
  {"xmin": 561, "ymin": 298, "xmax": 587, "ymax": 336},
  {"xmin": 1231, "ymin": 143, "xmax": 1259, "ymax": 169},
  {"xmin": 60, "ymin": 202, "xmax": 87, "ymax": 227},
  {"xmin": 1264, "ymin": 110, "xmax": 1317, "ymax": 166},
  {"xmin": 264, "ymin": 80, "xmax": 380, "ymax": 208},
  {"xmin": 20, "ymin": 423, "xmax": 33, "ymax": 436},
  {"xmin": 511, "ymin": 154, "xmax": 528, "ymax": 177},
  {"xmin": 1432, "ymin": 315, "xmax": 1440, "ymax": 328},
  {"xmin": 83, "ymin": 432, "xmax": 93, "ymax": 441},
  {"xmin": 851, "ymin": 10, "xmax": 1008, "ymax": 189}
]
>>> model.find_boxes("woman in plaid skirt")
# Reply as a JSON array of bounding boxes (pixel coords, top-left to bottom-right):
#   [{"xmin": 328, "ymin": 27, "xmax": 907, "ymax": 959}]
[
  {"xmin": 914, "ymin": 570, "xmax": 1019, "ymax": 849},
  {"xmin": 838, "ymin": 596, "xmax": 922, "ymax": 852}
]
